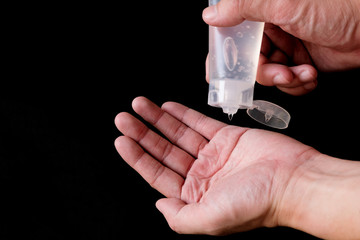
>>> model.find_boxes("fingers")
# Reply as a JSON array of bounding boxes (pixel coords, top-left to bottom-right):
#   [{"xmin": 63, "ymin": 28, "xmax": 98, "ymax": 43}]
[
  {"xmin": 114, "ymin": 97, "xmax": 226, "ymax": 199},
  {"xmin": 203, "ymin": 0, "xmax": 275, "ymax": 26},
  {"xmin": 132, "ymin": 97, "xmax": 209, "ymax": 158},
  {"xmin": 115, "ymin": 136, "xmax": 184, "ymax": 198},
  {"xmin": 257, "ymin": 61, "xmax": 318, "ymax": 96},
  {"xmin": 203, "ymin": 1, "xmax": 243, "ymax": 27},
  {"xmin": 282, "ymin": 65, "xmax": 318, "ymax": 95},
  {"xmin": 161, "ymin": 101, "xmax": 227, "ymax": 141},
  {"xmin": 115, "ymin": 112, "xmax": 194, "ymax": 178},
  {"xmin": 257, "ymin": 56, "xmax": 293, "ymax": 86},
  {"xmin": 258, "ymin": 24, "xmax": 318, "ymax": 95}
]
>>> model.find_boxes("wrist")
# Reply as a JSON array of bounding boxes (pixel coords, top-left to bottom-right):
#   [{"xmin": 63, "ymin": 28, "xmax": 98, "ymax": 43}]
[{"xmin": 277, "ymin": 153, "xmax": 360, "ymax": 239}]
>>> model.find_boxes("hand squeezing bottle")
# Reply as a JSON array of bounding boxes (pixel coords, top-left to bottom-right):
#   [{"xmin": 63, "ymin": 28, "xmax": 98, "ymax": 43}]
[{"xmin": 207, "ymin": 0, "xmax": 291, "ymax": 128}]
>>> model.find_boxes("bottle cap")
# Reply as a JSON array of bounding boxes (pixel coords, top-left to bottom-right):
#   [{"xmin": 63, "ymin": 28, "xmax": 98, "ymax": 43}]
[{"xmin": 246, "ymin": 100, "xmax": 290, "ymax": 129}]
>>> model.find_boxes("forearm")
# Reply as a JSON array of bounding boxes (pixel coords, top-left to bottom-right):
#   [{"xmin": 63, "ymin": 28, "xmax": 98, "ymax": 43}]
[{"xmin": 279, "ymin": 154, "xmax": 360, "ymax": 239}]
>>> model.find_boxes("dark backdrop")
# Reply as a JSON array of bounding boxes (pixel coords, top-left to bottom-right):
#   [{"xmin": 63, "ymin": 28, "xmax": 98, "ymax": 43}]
[{"xmin": 1, "ymin": 1, "xmax": 359, "ymax": 239}]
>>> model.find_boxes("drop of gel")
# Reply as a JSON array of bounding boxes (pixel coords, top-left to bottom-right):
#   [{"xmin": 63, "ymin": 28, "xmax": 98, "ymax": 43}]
[{"xmin": 223, "ymin": 107, "xmax": 238, "ymax": 121}]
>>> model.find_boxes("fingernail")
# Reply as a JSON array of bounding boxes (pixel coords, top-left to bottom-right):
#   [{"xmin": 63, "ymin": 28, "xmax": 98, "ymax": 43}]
[
  {"xmin": 203, "ymin": 5, "xmax": 217, "ymax": 21},
  {"xmin": 273, "ymin": 74, "xmax": 289, "ymax": 85},
  {"xmin": 299, "ymin": 70, "xmax": 313, "ymax": 82},
  {"xmin": 303, "ymin": 82, "xmax": 316, "ymax": 90}
]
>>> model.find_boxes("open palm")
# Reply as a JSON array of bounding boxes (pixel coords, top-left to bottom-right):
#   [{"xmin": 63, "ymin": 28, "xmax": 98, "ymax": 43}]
[{"xmin": 115, "ymin": 97, "xmax": 317, "ymax": 235}]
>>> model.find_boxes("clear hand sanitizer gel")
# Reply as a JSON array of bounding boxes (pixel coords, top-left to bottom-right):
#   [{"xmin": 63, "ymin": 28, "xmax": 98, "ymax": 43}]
[{"xmin": 207, "ymin": 0, "xmax": 264, "ymax": 120}]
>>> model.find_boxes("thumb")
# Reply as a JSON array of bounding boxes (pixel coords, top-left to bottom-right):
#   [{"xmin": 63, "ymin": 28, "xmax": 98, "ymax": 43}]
[
  {"xmin": 202, "ymin": 0, "xmax": 277, "ymax": 27},
  {"xmin": 156, "ymin": 198, "xmax": 219, "ymax": 235}
]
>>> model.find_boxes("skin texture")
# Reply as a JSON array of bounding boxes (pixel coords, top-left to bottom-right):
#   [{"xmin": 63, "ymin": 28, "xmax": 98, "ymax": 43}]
[
  {"xmin": 114, "ymin": 1, "xmax": 360, "ymax": 237},
  {"xmin": 115, "ymin": 97, "xmax": 360, "ymax": 239},
  {"xmin": 203, "ymin": 0, "xmax": 360, "ymax": 95}
]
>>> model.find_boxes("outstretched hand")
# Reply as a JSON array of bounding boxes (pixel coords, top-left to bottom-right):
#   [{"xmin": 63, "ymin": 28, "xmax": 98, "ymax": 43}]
[{"xmin": 114, "ymin": 97, "xmax": 318, "ymax": 235}]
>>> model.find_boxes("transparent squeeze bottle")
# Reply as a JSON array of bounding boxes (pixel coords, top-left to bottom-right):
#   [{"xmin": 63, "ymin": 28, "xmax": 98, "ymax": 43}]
[
  {"xmin": 207, "ymin": 0, "xmax": 290, "ymax": 128},
  {"xmin": 207, "ymin": 0, "xmax": 264, "ymax": 119}
]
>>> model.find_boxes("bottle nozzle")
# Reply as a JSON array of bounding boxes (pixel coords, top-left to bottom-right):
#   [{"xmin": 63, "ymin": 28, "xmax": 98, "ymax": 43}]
[{"xmin": 222, "ymin": 107, "xmax": 238, "ymax": 121}]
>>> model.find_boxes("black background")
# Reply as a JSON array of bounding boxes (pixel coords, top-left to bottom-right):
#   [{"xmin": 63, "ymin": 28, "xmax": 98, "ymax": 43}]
[{"xmin": 1, "ymin": 1, "xmax": 359, "ymax": 239}]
